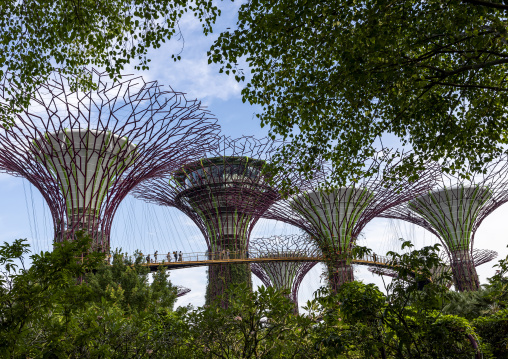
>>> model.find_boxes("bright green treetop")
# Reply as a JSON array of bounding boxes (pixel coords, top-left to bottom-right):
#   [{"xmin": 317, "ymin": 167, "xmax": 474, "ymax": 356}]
[
  {"xmin": 210, "ymin": 0, "xmax": 508, "ymax": 184},
  {"xmin": 0, "ymin": 0, "xmax": 220, "ymax": 128}
]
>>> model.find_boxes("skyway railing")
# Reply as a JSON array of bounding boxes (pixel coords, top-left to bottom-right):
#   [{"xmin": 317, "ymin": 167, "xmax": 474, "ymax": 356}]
[{"xmin": 103, "ymin": 250, "xmax": 396, "ymax": 271}]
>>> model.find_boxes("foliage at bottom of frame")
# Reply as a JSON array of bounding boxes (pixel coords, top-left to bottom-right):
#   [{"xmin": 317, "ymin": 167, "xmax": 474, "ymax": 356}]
[{"xmin": 0, "ymin": 234, "xmax": 507, "ymax": 358}]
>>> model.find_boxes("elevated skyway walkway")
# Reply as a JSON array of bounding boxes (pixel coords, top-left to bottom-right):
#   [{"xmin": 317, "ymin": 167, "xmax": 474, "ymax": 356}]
[{"xmin": 124, "ymin": 250, "xmax": 396, "ymax": 272}]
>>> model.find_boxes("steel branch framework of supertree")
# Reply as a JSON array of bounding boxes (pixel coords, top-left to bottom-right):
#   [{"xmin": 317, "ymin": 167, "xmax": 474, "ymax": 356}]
[
  {"xmin": 0, "ymin": 69, "xmax": 219, "ymax": 252},
  {"xmin": 260, "ymin": 150, "xmax": 440, "ymax": 292},
  {"xmin": 249, "ymin": 234, "xmax": 319, "ymax": 314},
  {"xmin": 472, "ymin": 249, "xmax": 498, "ymax": 267},
  {"xmin": 176, "ymin": 286, "xmax": 191, "ymax": 298},
  {"xmin": 380, "ymin": 158, "xmax": 508, "ymax": 291},
  {"xmin": 133, "ymin": 136, "xmax": 315, "ymax": 305}
]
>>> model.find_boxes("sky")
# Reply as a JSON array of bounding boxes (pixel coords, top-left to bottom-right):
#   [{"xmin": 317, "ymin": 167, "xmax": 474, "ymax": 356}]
[{"xmin": 1, "ymin": 1, "xmax": 508, "ymax": 310}]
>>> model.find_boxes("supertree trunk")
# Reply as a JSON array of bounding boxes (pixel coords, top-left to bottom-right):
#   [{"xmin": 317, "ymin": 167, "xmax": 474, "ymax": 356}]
[
  {"xmin": 206, "ymin": 263, "xmax": 252, "ymax": 307},
  {"xmin": 451, "ymin": 250, "xmax": 480, "ymax": 291},
  {"xmin": 327, "ymin": 259, "xmax": 354, "ymax": 293},
  {"xmin": 205, "ymin": 238, "xmax": 252, "ymax": 306}
]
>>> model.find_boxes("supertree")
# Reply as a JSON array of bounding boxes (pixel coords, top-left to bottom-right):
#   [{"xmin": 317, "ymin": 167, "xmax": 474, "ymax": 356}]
[
  {"xmin": 0, "ymin": 69, "xmax": 219, "ymax": 252},
  {"xmin": 249, "ymin": 234, "xmax": 319, "ymax": 314},
  {"xmin": 133, "ymin": 136, "xmax": 312, "ymax": 305},
  {"xmin": 176, "ymin": 286, "xmax": 191, "ymax": 298},
  {"xmin": 260, "ymin": 151, "xmax": 440, "ymax": 292},
  {"xmin": 380, "ymin": 158, "xmax": 508, "ymax": 291}
]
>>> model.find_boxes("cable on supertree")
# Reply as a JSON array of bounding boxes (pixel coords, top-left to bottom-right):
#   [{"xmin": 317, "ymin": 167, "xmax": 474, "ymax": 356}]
[
  {"xmin": 249, "ymin": 234, "xmax": 319, "ymax": 314},
  {"xmin": 0, "ymin": 69, "xmax": 219, "ymax": 252},
  {"xmin": 380, "ymin": 157, "xmax": 508, "ymax": 291},
  {"xmin": 259, "ymin": 150, "xmax": 440, "ymax": 292},
  {"xmin": 176, "ymin": 286, "xmax": 191, "ymax": 298},
  {"xmin": 133, "ymin": 136, "xmax": 315, "ymax": 305}
]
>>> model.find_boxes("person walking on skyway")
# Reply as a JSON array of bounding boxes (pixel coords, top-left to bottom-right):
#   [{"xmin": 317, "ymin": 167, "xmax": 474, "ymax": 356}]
[
  {"xmin": 178, "ymin": 251, "xmax": 183, "ymax": 262},
  {"xmin": 146, "ymin": 254, "xmax": 151, "ymax": 264},
  {"xmin": 154, "ymin": 251, "xmax": 158, "ymax": 263},
  {"xmin": 167, "ymin": 252, "xmax": 171, "ymax": 262},
  {"xmin": 174, "ymin": 251, "xmax": 177, "ymax": 262}
]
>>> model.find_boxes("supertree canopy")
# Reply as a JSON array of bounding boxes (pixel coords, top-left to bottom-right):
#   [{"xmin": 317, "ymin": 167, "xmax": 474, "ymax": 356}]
[
  {"xmin": 261, "ymin": 151, "xmax": 439, "ymax": 292},
  {"xmin": 133, "ymin": 136, "xmax": 310, "ymax": 305},
  {"xmin": 472, "ymin": 249, "xmax": 498, "ymax": 267},
  {"xmin": 0, "ymin": 69, "xmax": 219, "ymax": 251},
  {"xmin": 381, "ymin": 158, "xmax": 508, "ymax": 291},
  {"xmin": 176, "ymin": 286, "xmax": 191, "ymax": 298},
  {"xmin": 249, "ymin": 234, "xmax": 319, "ymax": 314}
]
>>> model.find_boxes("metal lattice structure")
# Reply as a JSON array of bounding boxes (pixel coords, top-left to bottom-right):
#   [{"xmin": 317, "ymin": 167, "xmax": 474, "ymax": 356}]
[
  {"xmin": 176, "ymin": 286, "xmax": 191, "ymax": 298},
  {"xmin": 0, "ymin": 69, "xmax": 219, "ymax": 252},
  {"xmin": 472, "ymin": 249, "xmax": 498, "ymax": 267},
  {"xmin": 260, "ymin": 151, "xmax": 440, "ymax": 292},
  {"xmin": 249, "ymin": 234, "xmax": 319, "ymax": 314},
  {"xmin": 133, "ymin": 136, "xmax": 313, "ymax": 304},
  {"xmin": 381, "ymin": 159, "xmax": 508, "ymax": 291}
]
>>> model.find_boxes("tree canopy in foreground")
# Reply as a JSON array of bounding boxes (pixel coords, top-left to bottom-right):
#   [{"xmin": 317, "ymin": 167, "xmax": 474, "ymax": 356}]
[
  {"xmin": 0, "ymin": 0, "xmax": 219, "ymax": 128},
  {"xmin": 210, "ymin": 0, "xmax": 508, "ymax": 183},
  {"xmin": 1, "ymin": 235, "xmax": 507, "ymax": 358}
]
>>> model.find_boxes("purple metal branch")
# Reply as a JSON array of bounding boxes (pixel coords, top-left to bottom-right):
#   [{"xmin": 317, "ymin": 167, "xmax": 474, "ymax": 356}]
[
  {"xmin": 176, "ymin": 286, "xmax": 191, "ymax": 298},
  {"xmin": 0, "ymin": 69, "xmax": 219, "ymax": 251},
  {"xmin": 472, "ymin": 249, "xmax": 498, "ymax": 267},
  {"xmin": 133, "ymin": 136, "xmax": 316, "ymax": 251},
  {"xmin": 368, "ymin": 267, "xmax": 398, "ymax": 278}
]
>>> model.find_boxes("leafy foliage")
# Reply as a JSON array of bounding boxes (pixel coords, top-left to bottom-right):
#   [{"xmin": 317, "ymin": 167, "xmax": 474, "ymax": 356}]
[
  {"xmin": 0, "ymin": 234, "xmax": 178, "ymax": 358},
  {"xmin": 210, "ymin": 0, "xmax": 508, "ymax": 184},
  {"xmin": 188, "ymin": 284, "xmax": 319, "ymax": 358},
  {"xmin": 0, "ymin": 0, "xmax": 220, "ymax": 128},
  {"xmin": 1, "ymin": 235, "xmax": 507, "ymax": 358},
  {"xmin": 86, "ymin": 249, "xmax": 177, "ymax": 313},
  {"xmin": 474, "ymin": 309, "xmax": 508, "ymax": 358}
]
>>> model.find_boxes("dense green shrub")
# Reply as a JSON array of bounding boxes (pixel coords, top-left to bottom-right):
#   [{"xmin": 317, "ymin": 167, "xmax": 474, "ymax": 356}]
[
  {"xmin": 1, "ymin": 237, "xmax": 507, "ymax": 358},
  {"xmin": 474, "ymin": 309, "xmax": 508, "ymax": 358}
]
